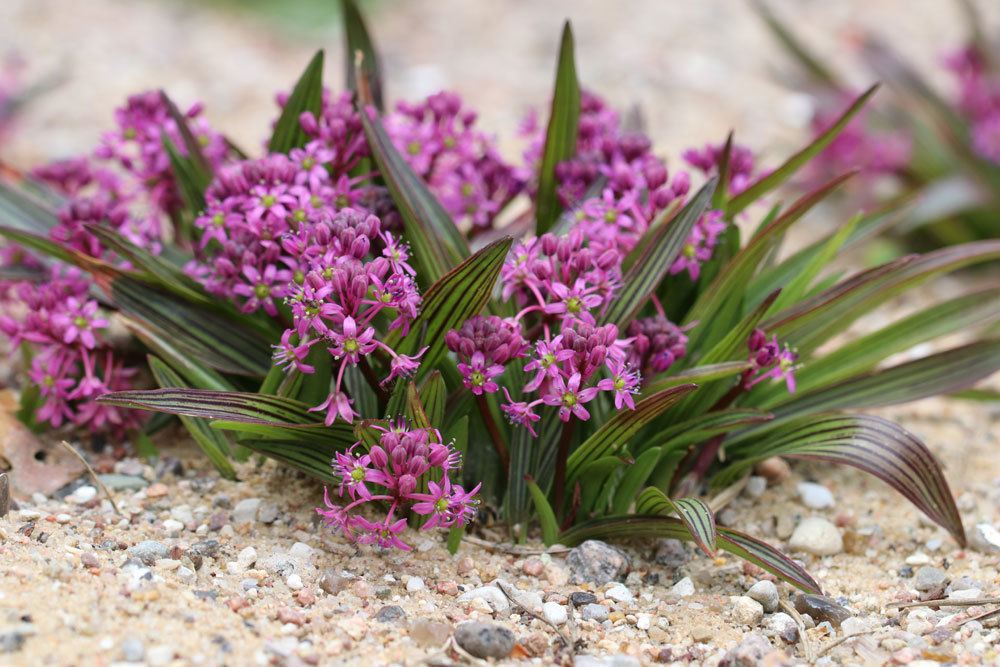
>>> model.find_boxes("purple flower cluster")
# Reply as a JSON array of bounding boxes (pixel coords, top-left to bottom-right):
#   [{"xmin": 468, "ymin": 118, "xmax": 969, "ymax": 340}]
[
  {"xmin": 281, "ymin": 208, "xmax": 424, "ymax": 425},
  {"xmin": 809, "ymin": 93, "xmax": 911, "ymax": 179},
  {"xmin": 627, "ymin": 315, "xmax": 689, "ymax": 377},
  {"xmin": 501, "ymin": 228, "xmax": 621, "ymax": 326},
  {"xmin": 0, "ymin": 265, "xmax": 143, "ymax": 437},
  {"xmin": 316, "ymin": 419, "xmax": 479, "ymax": 550},
  {"xmin": 96, "ymin": 90, "xmax": 227, "ymax": 215},
  {"xmin": 744, "ymin": 328, "xmax": 798, "ymax": 393},
  {"xmin": 291, "ymin": 89, "xmax": 369, "ymax": 176},
  {"xmin": 945, "ymin": 46, "xmax": 1000, "ymax": 163},
  {"xmin": 669, "ymin": 209, "xmax": 726, "ymax": 281},
  {"xmin": 683, "ymin": 141, "xmax": 758, "ymax": 195},
  {"xmin": 445, "ymin": 316, "xmax": 527, "ymax": 396},
  {"xmin": 386, "ymin": 91, "xmax": 523, "ymax": 230}
]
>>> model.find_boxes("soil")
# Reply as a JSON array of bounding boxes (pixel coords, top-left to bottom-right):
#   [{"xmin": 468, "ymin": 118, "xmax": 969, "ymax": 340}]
[{"xmin": 1, "ymin": 1, "xmax": 999, "ymax": 665}]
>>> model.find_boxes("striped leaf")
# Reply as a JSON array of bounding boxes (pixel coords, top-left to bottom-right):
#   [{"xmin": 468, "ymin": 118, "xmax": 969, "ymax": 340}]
[
  {"xmin": 0, "ymin": 225, "xmax": 118, "ymax": 280},
  {"xmin": 719, "ymin": 414, "xmax": 965, "ymax": 545},
  {"xmin": 341, "ymin": 0, "xmax": 384, "ymax": 110},
  {"xmin": 268, "ymin": 51, "xmax": 325, "ymax": 154},
  {"xmin": 643, "ymin": 361, "xmax": 751, "ymax": 395},
  {"xmin": 110, "ymin": 278, "xmax": 272, "ymax": 377},
  {"xmin": 0, "ymin": 178, "xmax": 60, "ymax": 234},
  {"xmin": 535, "ymin": 21, "xmax": 581, "ymax": 234},
  {"xmin": 603, "ymin": 177, "xmax": 716, "ymax": 326},
  {"xmin": 726, "ymin": 85, "xmax": 876, "ymax": 216},
  {"xmin": 360, "ymin": 110, "xmax": 468, "ymax": 284},
  {"xmin": 419, "ymin": 371, "xmax": 447, "ymax": 427},
  {"xmin": 559, "ymin": 514, "xmax": 821, "ymax": 593},
  {"xmin": 148, "ymin": 357, "xmax": 236, "ymax": 480},
  {"xmin": 564, "ymin": 384, "xmax": 698, "ymax": 485},
  {"xmin": 391, "ymin": 237, "xmax": 513, "ymax": 378},
  {"xmin": 121, "ymin": 317, "xmax": 231, "ymax": 391},
  {"xmin": 642, "ymin": 407, "xmax": 774, "ymax": 454},
  {"xmin": 634, "ymin": 488, "xmax": 717, "ymax": 556}
]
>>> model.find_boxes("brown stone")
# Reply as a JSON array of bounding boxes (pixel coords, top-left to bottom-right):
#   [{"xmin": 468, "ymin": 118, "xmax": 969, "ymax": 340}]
[
  {"xmin": 277, "ymin": 607, "xmax": 307, "ymax": 626},
  {"xmin": 754, "ymin": 457, "xmax": 791, "ymax": 483}
]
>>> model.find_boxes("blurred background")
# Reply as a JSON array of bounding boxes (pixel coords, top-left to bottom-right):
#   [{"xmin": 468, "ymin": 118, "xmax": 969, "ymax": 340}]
[{"xmin": 1, "ymin": 0, "xmax": 999, "ymax": 168}]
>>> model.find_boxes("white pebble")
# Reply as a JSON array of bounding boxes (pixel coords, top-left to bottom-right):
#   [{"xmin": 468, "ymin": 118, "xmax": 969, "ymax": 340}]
[
  {"xmin": 286, "ymin": 573, "xmax": 304, "ymax": 590},
  {"xmin": 68, "ymin": 485, "xmax": 97, "ymax": 504},
  {"xmin": 237, "ymin": 546, "xmax": 258, "ymax": 568},
  {"xmin": 905, "ymin": 552, "xmax": 931, "ymax": 565},
  {"xmin": 948, "ymin": 588, "xmax": 982, "ymax": 601},
  {"xmin": 145, "ymin": 645, "xmax": 174, "ymax": 667},
  {"xmin": 745, "ymin": 476, "xmax": 767, "ymax": 498},
  {"xmin": 289, "ymin": 542, "xmax": 313, "ymax": 559},
  {"xmin": 670, "ymin": 577, "xmax": 695, "ymax": 597},
  {"xmin": 542, "ymin": 601, "xmax": 567, "ymax": 626},
  {"xmin": 797, "ymin": 481, "xmax": 835, "ymax": 509},
  {"xmin": 55, "ymin": 513, "xmax": 72, "ymax": 524},
  {"xmin": 406, "ymin": 576, "xmax": 425, "ymax": 593},
  {"xmin": 605, "ymin": 584, "xmax": 633, "ymax": 603},
  {"xmin": 746, "ymin": 580, "xmax": 779, "ymax": 613},
  {"xmin": 733, "ymin": 596, "xmax": 764, "ymax": 625},
  {"xmin": 636, "ymin": 614, "xmax": 651, "ymax": 630},
  {"xmin": 788, "ymin": 517, "xmax": 843, "ymax": 556},
  {"xmin": 155, "ymin": 558, "xmax": 181, "ymax": 571},
  {"xmin": 162, "ymin": 519, "xmax": 184, "ymax": 536}
]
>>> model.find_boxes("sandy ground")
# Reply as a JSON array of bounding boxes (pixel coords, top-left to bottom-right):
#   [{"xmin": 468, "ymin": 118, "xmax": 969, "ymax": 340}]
[{"xmin": 1, "ymin": 0, "xmax": 1000, "ymax": 665}]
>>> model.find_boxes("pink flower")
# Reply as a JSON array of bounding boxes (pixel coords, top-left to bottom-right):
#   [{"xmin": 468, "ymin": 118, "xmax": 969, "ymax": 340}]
[
  {"xmin": 329, "ymin": 316, "xmax": 377, "ymax": 363},
  {"xmin": 457, "ymin": 350, "xmax": 504, "ymax": 395},
  {"xmin": 542, "ymin": 372, "xmax": 599, "ymax": 422},
  {"xmin": 272, "ymin": 330, "xmax": 316, "ymax": 373},
  {"xmin": 500, "ymin": 388, "xmax": 542, "ymax": 436},
  {"xmin": 310, "ymin": 390, "xmax": 355, "ymax": 425},
  {"xmin": 52, "ymin": 297, "xmax": 107, "ymax": 349},
  {"xmin": 382, "ymin": 347, "xmax": 428, "ymax": 386},
  {"xmin": 669, "ymin": 210, "xmax": 726, "ymax": 281},
  {"xmin": 597, "ymin": 361, "xmax": 640, "ymax": 410}
]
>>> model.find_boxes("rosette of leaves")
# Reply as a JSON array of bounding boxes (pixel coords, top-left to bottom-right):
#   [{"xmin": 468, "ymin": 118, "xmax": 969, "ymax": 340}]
[
  {"xmin": 755, "ymin": 0, "xmax": 1000, "ymax": 249},
  {"xmin": 3, "ymin": 0, "xmax": 999, "ymax": 592}
]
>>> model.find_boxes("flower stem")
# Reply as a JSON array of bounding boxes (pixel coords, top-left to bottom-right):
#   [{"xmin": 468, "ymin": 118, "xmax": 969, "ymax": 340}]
[
  {"xmin": 551, "ymin": 420, "xmax": 576, "ymax": 516},
  {"xmin": 475, "ymin": 394, "xmax": 510, "ymax": 472},
  {"xmin": 358, "ymin": 357, "xmax": 390, "ymax": 406}
]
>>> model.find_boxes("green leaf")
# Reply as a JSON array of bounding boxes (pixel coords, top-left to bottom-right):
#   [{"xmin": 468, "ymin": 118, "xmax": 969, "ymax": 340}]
[
  {"xmin": 565, "ymin": 384, "xmax": 698, "ymax": 486},
  {"xmin": 643, "ymin": 361, "xmax": 751, "ymax": 394},
  {"xmin": 121, "ymin": 317, "xmax": 231, "ymax": 391},
  {"xmin": 610, "ymin": 447, "xmax": 663, "ymax": 514},
  {"xmin": 720, "ymin": 414, "xmax": 965, "ymax": 545},
  {"xmin": 163, "ymin": 137, "xmax": 208, "ymax": 218},
  {"xmin": 360, "ymin": 111, "xmax": 468, "ymax": 284},
  {"xmin": 764, "ymin": 341, "xmax": 1000, "ymax": 421},
  {"xmin": 0, "ymin": 178, "xmax": 60, "ymax": 234},
  {"xmin": 269, "ymin": 51, "xmax": 325, "ymax": 154},
  {"xmin": 0, "ymin": 225, "xmax": 118, "ymax": 278},
  {"xmin": 341, "ymin": 0, "xmax": 383, "ymax": 110},
  {"xmin": 390, "ymin": 237, "xmax": 513, "ymax": 377},
  {"xmin": 751, "ymin": 0, "xmax": 841, "ymax": 88},
  {"xmin": 148, "ymin": 357, "xmax": 237, "ymax": 480},
  {"xmin": 603, "ymin": 177, "xmax": 716, "ymax": 326},
  {"xmin": 726, "ymin": 85, "xmax": 877, "ymax": 216},
  {"xmin": 527, "ymin": 478, "xmax": 559, "ymax": 546},
  {"xmin": 634, "ymin": 488, "xmax": 717, "ymax": 556},
  {"xmin": 686, "ymin": 172, "xmax": 855, "ymax": 352},
  {"xmin": 642, "ymin": 407, "xmax": 773, "ymax": 453},
  {"xmin": 110, "ymin": 278, "xmax": 272, "ymax": 377},
  {"xmin": 419, "ymin": 372, "xmax": 447, "ymax": 427},
  {"xmin": 535, "ymin": 21, "xmax": 581, "ymax": 234},
  {"xmin": 159, "ymin": 90, "xmax": 213, "ymax": 177},
  {"xmin": 559, "ymin": 514, "xmax": 821, "ymax": 593}
]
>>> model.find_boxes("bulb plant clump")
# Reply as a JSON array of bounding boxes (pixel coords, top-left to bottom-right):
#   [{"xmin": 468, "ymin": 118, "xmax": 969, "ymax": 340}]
[{"xmin": 2, "ymin": 0, "xmax": 1000, "ymax": 592}]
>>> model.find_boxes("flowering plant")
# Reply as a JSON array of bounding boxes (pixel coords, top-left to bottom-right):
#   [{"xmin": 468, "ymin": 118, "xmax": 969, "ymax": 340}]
[
  {"xmin": 757, "ymin": 0, "xmax": 1000, "ymax": 248},
  {"xmin": 3, "ymin": 1, "xmax": 1000, "ymax": 588}
]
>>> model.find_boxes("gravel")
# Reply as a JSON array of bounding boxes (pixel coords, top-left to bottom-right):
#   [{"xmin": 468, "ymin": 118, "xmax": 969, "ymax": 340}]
[
  {"xmin": 570, "ymin": 591, "xmax": 597, "ymax": 607},
  {"xmin": 605, "ymin": 584, "xmax": 633, "ymax": 603},
  {"xmin": 457, "ymin": 585, "xmax": 510, "ymax": 613},
  {"xmin": 127, "ymin": 540, "xmax": 169, "ymax": 565},
  {"xmin": 542, "ymin": 601, "xmax": 568, "ymax": 626},
  {"xmin": 764, "ymin": 612, "xmax": 799, "ymax": 643},
  {"xmin": 231, "ymin": 498, "xmax": 261, "ymax": 524},
  {"xmin": 121, "ymin": 637, "xmax": 145, "ymax": 662},
  {"xmin": 453, "ymin": 622, "xmax": 515, "ymax": 659},
  {"xmin": 375, "ymin": 605, "xmax": 406, "ymax": 623},
  {"xmin": 796, "ymin": 481, "xmax": 835, "ymax": 509},
  {"xmin": 670, "ymin": 576, "xmax": 695, "ymax": 597},
  {"xmin": 567, "ymin": 540, "xmax": 630, "ymax": 585},
  {"xmin": 913, "ymin": 566, "xmax": 948, "ymax": 592},
  {"xmin": 580, "ymin": 604, "xmax": 610, "ymax": 622},
  {"xmin": 406, "ymin": 576, "xmax": 425, "ymax": 592},
  {"xmin": 732, "ymin": 596, "xmax": 764, "ymax": 625}
]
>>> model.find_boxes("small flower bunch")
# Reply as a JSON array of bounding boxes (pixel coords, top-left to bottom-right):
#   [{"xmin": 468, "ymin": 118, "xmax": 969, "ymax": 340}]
[
  {"xmin": 945, "ymin": 46, "xmax": 1000, "ymax": 163},
  {"xmin": 744, "ymin": 328, "xmax": 798, "ymax": 393},
  {"xmin": 0, "ymin": 264, "xmax": 142, "ymax": 436},
  {"xmin": 316, "ymin": 419, "xmax": 479, "ymax": 550},
  {"xmin": 280, "ymin": 207, "xmax": 424, "ymax": 425},
  {"xmin": 387, "ymin": 91, "xmax": 524, "ymax": 230}
]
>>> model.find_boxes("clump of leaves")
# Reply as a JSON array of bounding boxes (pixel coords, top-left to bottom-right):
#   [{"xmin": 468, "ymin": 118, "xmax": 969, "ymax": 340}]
[
  {"xmin": 2, "ymin": 0, "xmax": 999, "ymax": 591},
  {"xmin": 756, "ymin": 0, "xmax": 1000, "ymax": 248}
]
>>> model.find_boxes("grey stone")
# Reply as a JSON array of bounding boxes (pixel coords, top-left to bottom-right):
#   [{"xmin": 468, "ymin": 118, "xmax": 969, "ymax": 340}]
[
  {"xmin": 121, "ymin": 637, "xmax": 145, "ymax": 662},
  {"xmin": 732, "ymin": 596, "xmax": 764, "ymax": 625},
  {"xmin": 97, "ymin": 474, "xmax": 148, "ymax": 491},
  {"xmin": 580, "ymin": 603, "xmax": 609, "ymax": 622},
  {"xmin": 0, "ymin": 624, "xmax": 35, "ymax": 654},
  {"xmin": 258, "ymin": 503, "xmax": 280, "ymax": 524},
  {"xmin": 719, "ymin": 633, "xmax": 775, "ymax": 667},
  {"xmin": 764, "ymin": 612, "xmax": 799, "ymax": 643},
  {"xmin": 670, "ymin": 576, "xmax": 695, "ymax": 597},
  {"xmin": 913, "ymin": 566, "xmax": 948, "ymax": 592},
  {"xmin": 453, "ymin": 622, "xmax": 515, "ymax": 660},
  {"xmin": 231, "ymin": 498, "xmax": 261, "ymax": 524},
  {"xmin": 128, "ymin": 540, "xmax": 169, "ymax": 565},
  {"xmin": 793, "ymin": 594, "xmax": 852, "ymax": 627},
  {"xmin": 745, "ymin": 476, "xmax": 767, "ymax": 499},
  {"xmin": 797, "ymin": 481, "xmax": 835, "ymax": 509},
  {"xmin": 189, "ymin": 539, "xmax": 221, "ymax": 559},
  {"xmin": 567, "ymin": 540, "xmax": 630, "ymax": 585},
  {"xmin": 747, "ymin": 580, "xmax": 779, "ymax": 613},
  {"xmin": 457, "ymin": 585, "xmax": 509, "ymax": 613},
  {"xmin": 653, "ymin": 538, "xmax": 689, "ymax": 567},
  {"xmin": 375, "ymin": 605, "xmax": 406, "ymax": 623},
  {"xmin": 570, "ymin": 591, "xmax": 597, "ymax": 607}
]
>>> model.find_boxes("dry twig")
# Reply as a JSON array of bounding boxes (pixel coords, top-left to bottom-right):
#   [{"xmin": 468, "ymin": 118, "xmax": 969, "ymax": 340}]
[
  {"xmin": 887, "ymin": 597, "xmax": 1000, "ymax": 610},
  {"xmin": 59, "ymin": 440, "xmax": 121, "ymax": 515},
  {"xmin": 780, "ymin": 599, "xmax": 814, "ymax": 663},
  {"xmin": 495, "ymin": 580, "xmax": 571, "ymax": 648},
  {"xmin": 817, "ymin": 630, "xmax": 878, "ymax": 658}
]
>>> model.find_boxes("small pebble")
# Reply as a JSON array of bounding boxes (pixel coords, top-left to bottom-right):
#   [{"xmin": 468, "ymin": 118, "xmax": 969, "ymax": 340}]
[
  {"xmin": 747, "ymin": 580, "xmax": 779, "ymax": 613},
  {"xmin": 161, "ymin": 519, "xmax": 184, "ymax": 536},
  {"xmin": 319, "ymin": 570, "xmax": 348, "ymax": 595},
  {"xmin": 80, "ymin": 553, "xmax": 99, "ymax": 569},
  {"xmin": 670, "ymin": 576, "xmax": 695, "ymax": 597},
  {"xmin": 410, "ymin": 619, "xmax": 452, "ymax": 647},
  {"xmin": 653, "ymin": 538, "xmax": 689, "ymax": 567},
  {"xmin": 567, "ymin": 540, "xmax": 630, "ymax": 585},
  {"xmin": 793, "ymin": 594, "xmax": 852, "ymax": 627},
  {"xmin": 286, "ymin": 573, "xmax": 303, "ymax": 590},
  {"xmin": 375, "ymin": 605, "xmax": 406, "ymax": 623},
  {"xmin": 574, "ymin": 656, "xmax": 640, "ymax": 667},
  {"xmin": 128, "ymin": 540, "xmax": 169, "ymax": 565},
  {"xmin": 948, "ymin": 588, "xmax": 982, "ymax": 601},
  {"xmin": 570, "ymin": 591, "xmax": 597, "ymax": 607},
  {"xmin": 967, "ymin": 522, "xmax": 1000, "ymax": 553},
  {"xmin": 542, "ymin": 601, "xmax": 567, "ymax": 626},
  {"xmin": 145, "ymin": 645, "xmax": 173, "ymax": 666},
  {"xmin": 406, "ymin": 576, "xmax": 425, "ymax": 593},
  {"xmin": 913, "ymin": 566, "xmax": 947, "ymax": 592},
  {"xmin": 765, "ymin": 612, "xmax": 799, "ymax": 643},
  {"xmin": 797, "ymin": 481, "xmax": 835, "ymax": 509},
  {"xmin": 732, "ymin": 596, "xmax": 764, "ymax": 625},
  {"xmin": 522, "ymin": 557, "xmax": 544, "ymax": 577},
  {"xmin": 67, "ymin": 485, "xmax": 97, "ymax": 504},
  {"xmin": 145, "ymin": 483, "xmax": 168, "ymax": 498},
  {"xmin": 905, "ymin": 552, "xmax": 931, "ymax": 565},
  {"xmin": 605, "ymin": 584, "xmax": 633, "ymax": 603},
  {"xmin": 744, "ymin": 476, "xmax": 767, "ymax": 498},
  {"xmin": 457, "ymin": 585, "xmax": 509, "ymax": 613},
  {"xmin": 258, "ymin": 502, "xmax": 279, "ymax": 524},
  {"xmin": 453, "ymin": 622, "xmax": 515, "ymax": 659},
  {"xmin": 232, "ymin": 498, "xmax": 261, "ymax": 524},
  {"xmin": 788, "ymin": 517, "xmax": 843, "ymax": 556},
  {"xmin": 754, "ymin": 457, "xmax": 790, "ymax": 482},
  {"xmin": 720, "ymin": 633, "xmax": 775, "ymax": 666},
  {"xmin": 121, "ymin": 637, "xmax": 145, "ymax": 662},
  {"xmin": 237, "ymin": 546, "xmax": 257, "ymax": 568},
  {"xmin": 580, "ymin": 604, "xmax": 609, "ymax": 622}
]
